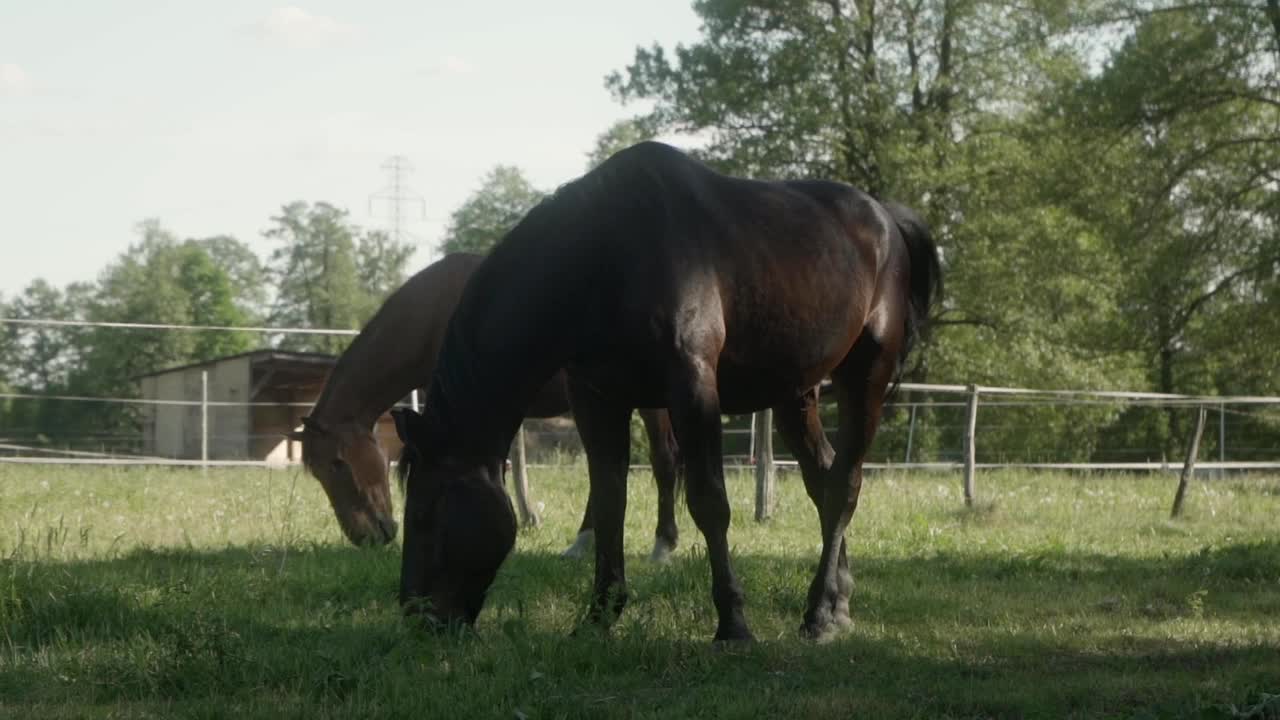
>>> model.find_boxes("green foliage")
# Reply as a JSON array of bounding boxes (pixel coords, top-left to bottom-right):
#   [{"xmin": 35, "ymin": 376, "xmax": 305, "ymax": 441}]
[
  {"xmin": 266, "ymin": 201, "xmax": 363, "ymax": 354},
  {"xmin": 605, "ymin": 0, "xmax": 1279, "ymax": 460},
  {"xmin": 2, "ymin": 466, "xmax": 1279, "ymax": 717},
  {"xmin": 1064, "ymin": 3, "xmax": 1280, "ymax": 451},
  {"xmin": 1, "ymin": 222, "xmax": 258, "ymax": 449},
  {"xmin": 76, "ymin": 223, "xmax": 256, "ymax": 442},
  {"xmin": 585, "ymin": 116, "xmax": 660, "ymax": 170},
  {"xmin": 2, "ymin": 2, "xmax": 1278, "ymax": 465},
  {"xmin": 81, "ymin": 221, "xmax": 254, "ymax": 381},
  {"xmin": 3, "ymin": 278, "xmax": 85, "ymax": 392},
  {"xmin": 1, "ymin": 201, "xmax": 413, "ymax": 449},
  {"xmin": 194, "ymin": 234, "xmax": 268, "ymax": 321},
  {"xmin": 438, "ymin": 166, "xmax": 546, "ymax": 256},
  {"xmin": 356, "ymin": 229, "xmax": 415, "ymax": 317}
]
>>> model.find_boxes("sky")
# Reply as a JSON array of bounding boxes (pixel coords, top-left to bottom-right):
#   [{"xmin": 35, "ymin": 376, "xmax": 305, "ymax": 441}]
[{"xmin": 0, "ymin": 1, "xmax": 704, "ymax": 299}]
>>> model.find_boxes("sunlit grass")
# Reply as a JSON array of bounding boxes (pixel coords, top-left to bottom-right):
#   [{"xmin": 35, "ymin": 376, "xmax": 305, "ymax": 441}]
[{"xmin": 1, "ymin": 463, "xmax": 1278, "ymax": 718}]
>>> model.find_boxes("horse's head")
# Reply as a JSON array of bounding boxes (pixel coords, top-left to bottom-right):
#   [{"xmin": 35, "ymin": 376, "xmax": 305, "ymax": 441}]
[
  {"xmin": 291, "ymin": 416, "xmax": 398, "ymax": 546},
  {"xmin": 391, "ymin": 408, "xmax": 516, "ymax": 629}
]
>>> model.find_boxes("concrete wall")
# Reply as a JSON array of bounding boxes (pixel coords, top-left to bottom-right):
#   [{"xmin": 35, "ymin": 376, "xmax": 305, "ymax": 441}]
[{"xmin": 140, "ymin": 357, "xmax": 251, "ymax": 459}]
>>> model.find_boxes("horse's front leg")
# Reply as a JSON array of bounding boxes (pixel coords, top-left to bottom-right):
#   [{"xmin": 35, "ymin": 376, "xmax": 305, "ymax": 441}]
[
  {"xmin": 568, "ymin": 379, "xmax": 633, "ymax": 627},
  {"xmin": 561, "ymin": 494, "xmax": 595, "ymax": 559}
]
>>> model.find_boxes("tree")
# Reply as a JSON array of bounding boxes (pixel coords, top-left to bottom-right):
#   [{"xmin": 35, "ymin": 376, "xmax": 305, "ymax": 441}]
[
  {"xmin": 606, "ymin": 0, "xmax": 1133, "ymax": 461},
  {"xmin": 356, "ymin": 228, "xmax": 415, "ymax": 317},
  {"xmin": 63, "ymin": 222, "xmax": 255, "ymax": 439},
  {"xmin": 1, "ymin": 222, "xmax": 255, "ymax": 449},
  {"xmin": 265, "ymin": 202, "xmax": 367, "ymax": 354},
  {"xmin": 0, "ymin": 280, "xmax": 94, "ymax": 448},
  {"xmin": 438, "ymin": 166, "xmax": 546, "ymax": 256},
  {"xmin": 1066, "ymin": 2, "xmax": 1280, "ymax": 454},
  {"xmin": 3, "ymin": 279, "xmax": 84, "ymax": 392},
  {"xmin": 82, "ymin": 221, "xmax": 253, "ymax": 382},
  {"xmin": 585, "ymin": 116, "xmax": 660, "ymax": 169},
  {"xmin": 194, "ymin": 234, "xmax": 268, "ymax": 321}
]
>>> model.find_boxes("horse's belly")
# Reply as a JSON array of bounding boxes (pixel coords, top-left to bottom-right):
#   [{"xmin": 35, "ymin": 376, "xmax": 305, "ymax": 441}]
[
  {"xmin": 713, "ymin": 297, "xmax": 866, "ymax": 411},
  {"xmin": 714, "ymin": 357, "xmax": 833, "ymax": 414}
]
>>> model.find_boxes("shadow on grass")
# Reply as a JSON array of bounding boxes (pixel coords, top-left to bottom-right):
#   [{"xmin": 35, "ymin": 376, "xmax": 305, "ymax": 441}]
[{"xmin": 3, "ymin": 540, "xmax": 1279, "ymax": 718}]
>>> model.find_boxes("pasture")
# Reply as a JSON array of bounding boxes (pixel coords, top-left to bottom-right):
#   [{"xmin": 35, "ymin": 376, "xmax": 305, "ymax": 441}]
[{"xmin": 2, "ymin": 463, "xmax": 1278, "ymax": 719}]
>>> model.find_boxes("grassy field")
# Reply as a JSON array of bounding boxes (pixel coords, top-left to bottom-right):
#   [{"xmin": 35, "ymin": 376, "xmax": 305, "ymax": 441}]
[{"xmin": 1, "ymin": 462, "xmax": 1278, "ymax": 719}]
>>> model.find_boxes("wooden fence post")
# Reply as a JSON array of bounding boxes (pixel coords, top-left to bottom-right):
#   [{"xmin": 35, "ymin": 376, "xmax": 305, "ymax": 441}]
[
  {"xmin": 754, "ymin": 409, "xmax": 775, "ymax": 522},
  {"xmin": 509, "ymin": 423, "xmax": 540, "ymax": 527},
  {"xmin": 904, "ymin": 403, "xmax": 918, "ymax": 463},
  {"xmin": 1171, "ymin": 406, "xmax": 1207, "ymax": 518},
  {"xmin": 1218, "ymin": 401, "xmax": 1226, "ymax": 479},
  {"xmin": 963, "ymin": 384, "xmax": 979, "ymax": 507}
]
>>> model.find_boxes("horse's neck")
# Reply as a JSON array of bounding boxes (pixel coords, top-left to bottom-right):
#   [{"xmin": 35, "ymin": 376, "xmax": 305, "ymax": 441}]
[
  {"xmin": 314, "ymin": 335, "xmax": 433, "ymax": 429},
  {"xmin": 424, "ymin": 253, "xmax": 581, "ymax": 459},
  {"xmin": 311, "ymin": 304, "xmax": 446, "ymax": 430}
]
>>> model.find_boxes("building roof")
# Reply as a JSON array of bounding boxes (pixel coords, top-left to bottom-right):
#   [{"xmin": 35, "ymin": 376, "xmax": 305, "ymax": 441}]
[{"xmin": 132, "ymin": 349, "xmax": 337, "ymax": 380}]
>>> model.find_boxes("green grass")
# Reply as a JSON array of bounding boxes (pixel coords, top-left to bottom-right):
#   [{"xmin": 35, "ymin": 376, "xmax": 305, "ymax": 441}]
[{"xmin": 1, "ymin": 463, "xmax": 1278, "ymax": 719}]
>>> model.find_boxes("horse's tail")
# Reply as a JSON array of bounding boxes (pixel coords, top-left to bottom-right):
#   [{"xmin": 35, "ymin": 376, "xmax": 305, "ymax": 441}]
[{"xmin": 883, "ymin": 200, "xmax": 943, "ymax": 376}]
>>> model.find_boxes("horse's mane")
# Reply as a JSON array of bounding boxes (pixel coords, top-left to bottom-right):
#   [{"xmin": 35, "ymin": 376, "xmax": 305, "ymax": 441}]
[
  {"xmin": 310, "ymin": 252, "xmax": 485, "ymax": 428},
  {"xmin": 418, "ymin": 142, "xmax": 694, "ymax": 460}
]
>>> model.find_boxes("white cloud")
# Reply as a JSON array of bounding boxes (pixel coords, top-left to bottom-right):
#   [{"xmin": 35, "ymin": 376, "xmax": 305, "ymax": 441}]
[
  {"xmin": 0, "ymin": 63, "xmax": 31, "ymax": 96},
  {"xmin": 441, "ymin": 55, "xmax": 472, "ymax": 74},
  {"xmin": 421, "ymin": 55, "xmax": 474, "ymax": 77},
  {"xmin": 253, "ymin": 7, "xmax": 358, "ymax": 49}
]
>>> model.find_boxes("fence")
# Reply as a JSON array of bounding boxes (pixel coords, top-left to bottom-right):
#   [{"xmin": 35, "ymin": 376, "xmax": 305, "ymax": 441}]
[{"xmin": 4, "ymin": 317, "xmax": 1279, "ymax": 521}]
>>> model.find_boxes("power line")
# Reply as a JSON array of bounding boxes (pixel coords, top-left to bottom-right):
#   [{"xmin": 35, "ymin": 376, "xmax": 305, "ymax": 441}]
[{"xmin": 0, "ymin": 317, "xmax": 358, "ymax": 336}]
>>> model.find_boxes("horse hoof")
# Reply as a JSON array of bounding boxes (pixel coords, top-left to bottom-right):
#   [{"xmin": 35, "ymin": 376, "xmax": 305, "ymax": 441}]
[
  {"xmin": 713, "ymin": 625, "xmax": 756, "ymax": 646},
  {"xmin": 799, "ymin": 620, "xmax": 841, "ymax": 643},
  {"xmin": 570, "ymin": 622, "xmax": 609, "ymax": 640},
  {"xmin": 561, "ymin": 530, "xmax": 594, "ymax": 559},
  {"xmin": 648, "ymin": 538, "xmax": 676, "ymax": 564}
]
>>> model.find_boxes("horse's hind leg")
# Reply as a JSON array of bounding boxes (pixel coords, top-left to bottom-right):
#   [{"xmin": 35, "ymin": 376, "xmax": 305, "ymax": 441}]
[
  {"xmin": 639, "ymin": 408, "xmax": 681, "ymax": 563},
  {"xmin": 800, "ymin": 334, "xmax": 898, "ymax": 640},
  {"xmin": 772, "ymin": 385, "xmax": 844, "ymax": 625},
  {"xmin": 568, "ymin": 378, "xmax": 633, "ymax": 627},
  {"xmin": 667, "ymin": 354, "xmax": 753, "ymax": 643}
]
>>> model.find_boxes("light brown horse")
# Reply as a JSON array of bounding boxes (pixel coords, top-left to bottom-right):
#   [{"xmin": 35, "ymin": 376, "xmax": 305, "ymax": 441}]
[{"xmin": 290, "ymin": 252, "xmax": 682, "ymax": 560}]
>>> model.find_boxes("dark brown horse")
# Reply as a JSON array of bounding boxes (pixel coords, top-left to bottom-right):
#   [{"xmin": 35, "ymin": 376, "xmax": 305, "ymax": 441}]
[
  {"xmin": 392, "ymin": 141, "xmax": 942, "ymax": 642},
  {"xmin": 290, "ymin": 252, "xmax": 682, "ymax": 560}
]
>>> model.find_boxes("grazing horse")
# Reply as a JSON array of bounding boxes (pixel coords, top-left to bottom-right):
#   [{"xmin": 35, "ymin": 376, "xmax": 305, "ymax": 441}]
[
  {"xmin": 392, "ymin": 141, "xmax": 942, "ymax": 642},
  {"xmin": 290, "ymin": 252, "xmax": 683, "ymax": 560}
]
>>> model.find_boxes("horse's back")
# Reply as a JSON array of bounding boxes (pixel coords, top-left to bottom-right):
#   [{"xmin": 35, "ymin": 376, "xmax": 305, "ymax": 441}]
[{"xmin": 578, "ymin": 146, "xmax": 902, "ymax": 409}]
